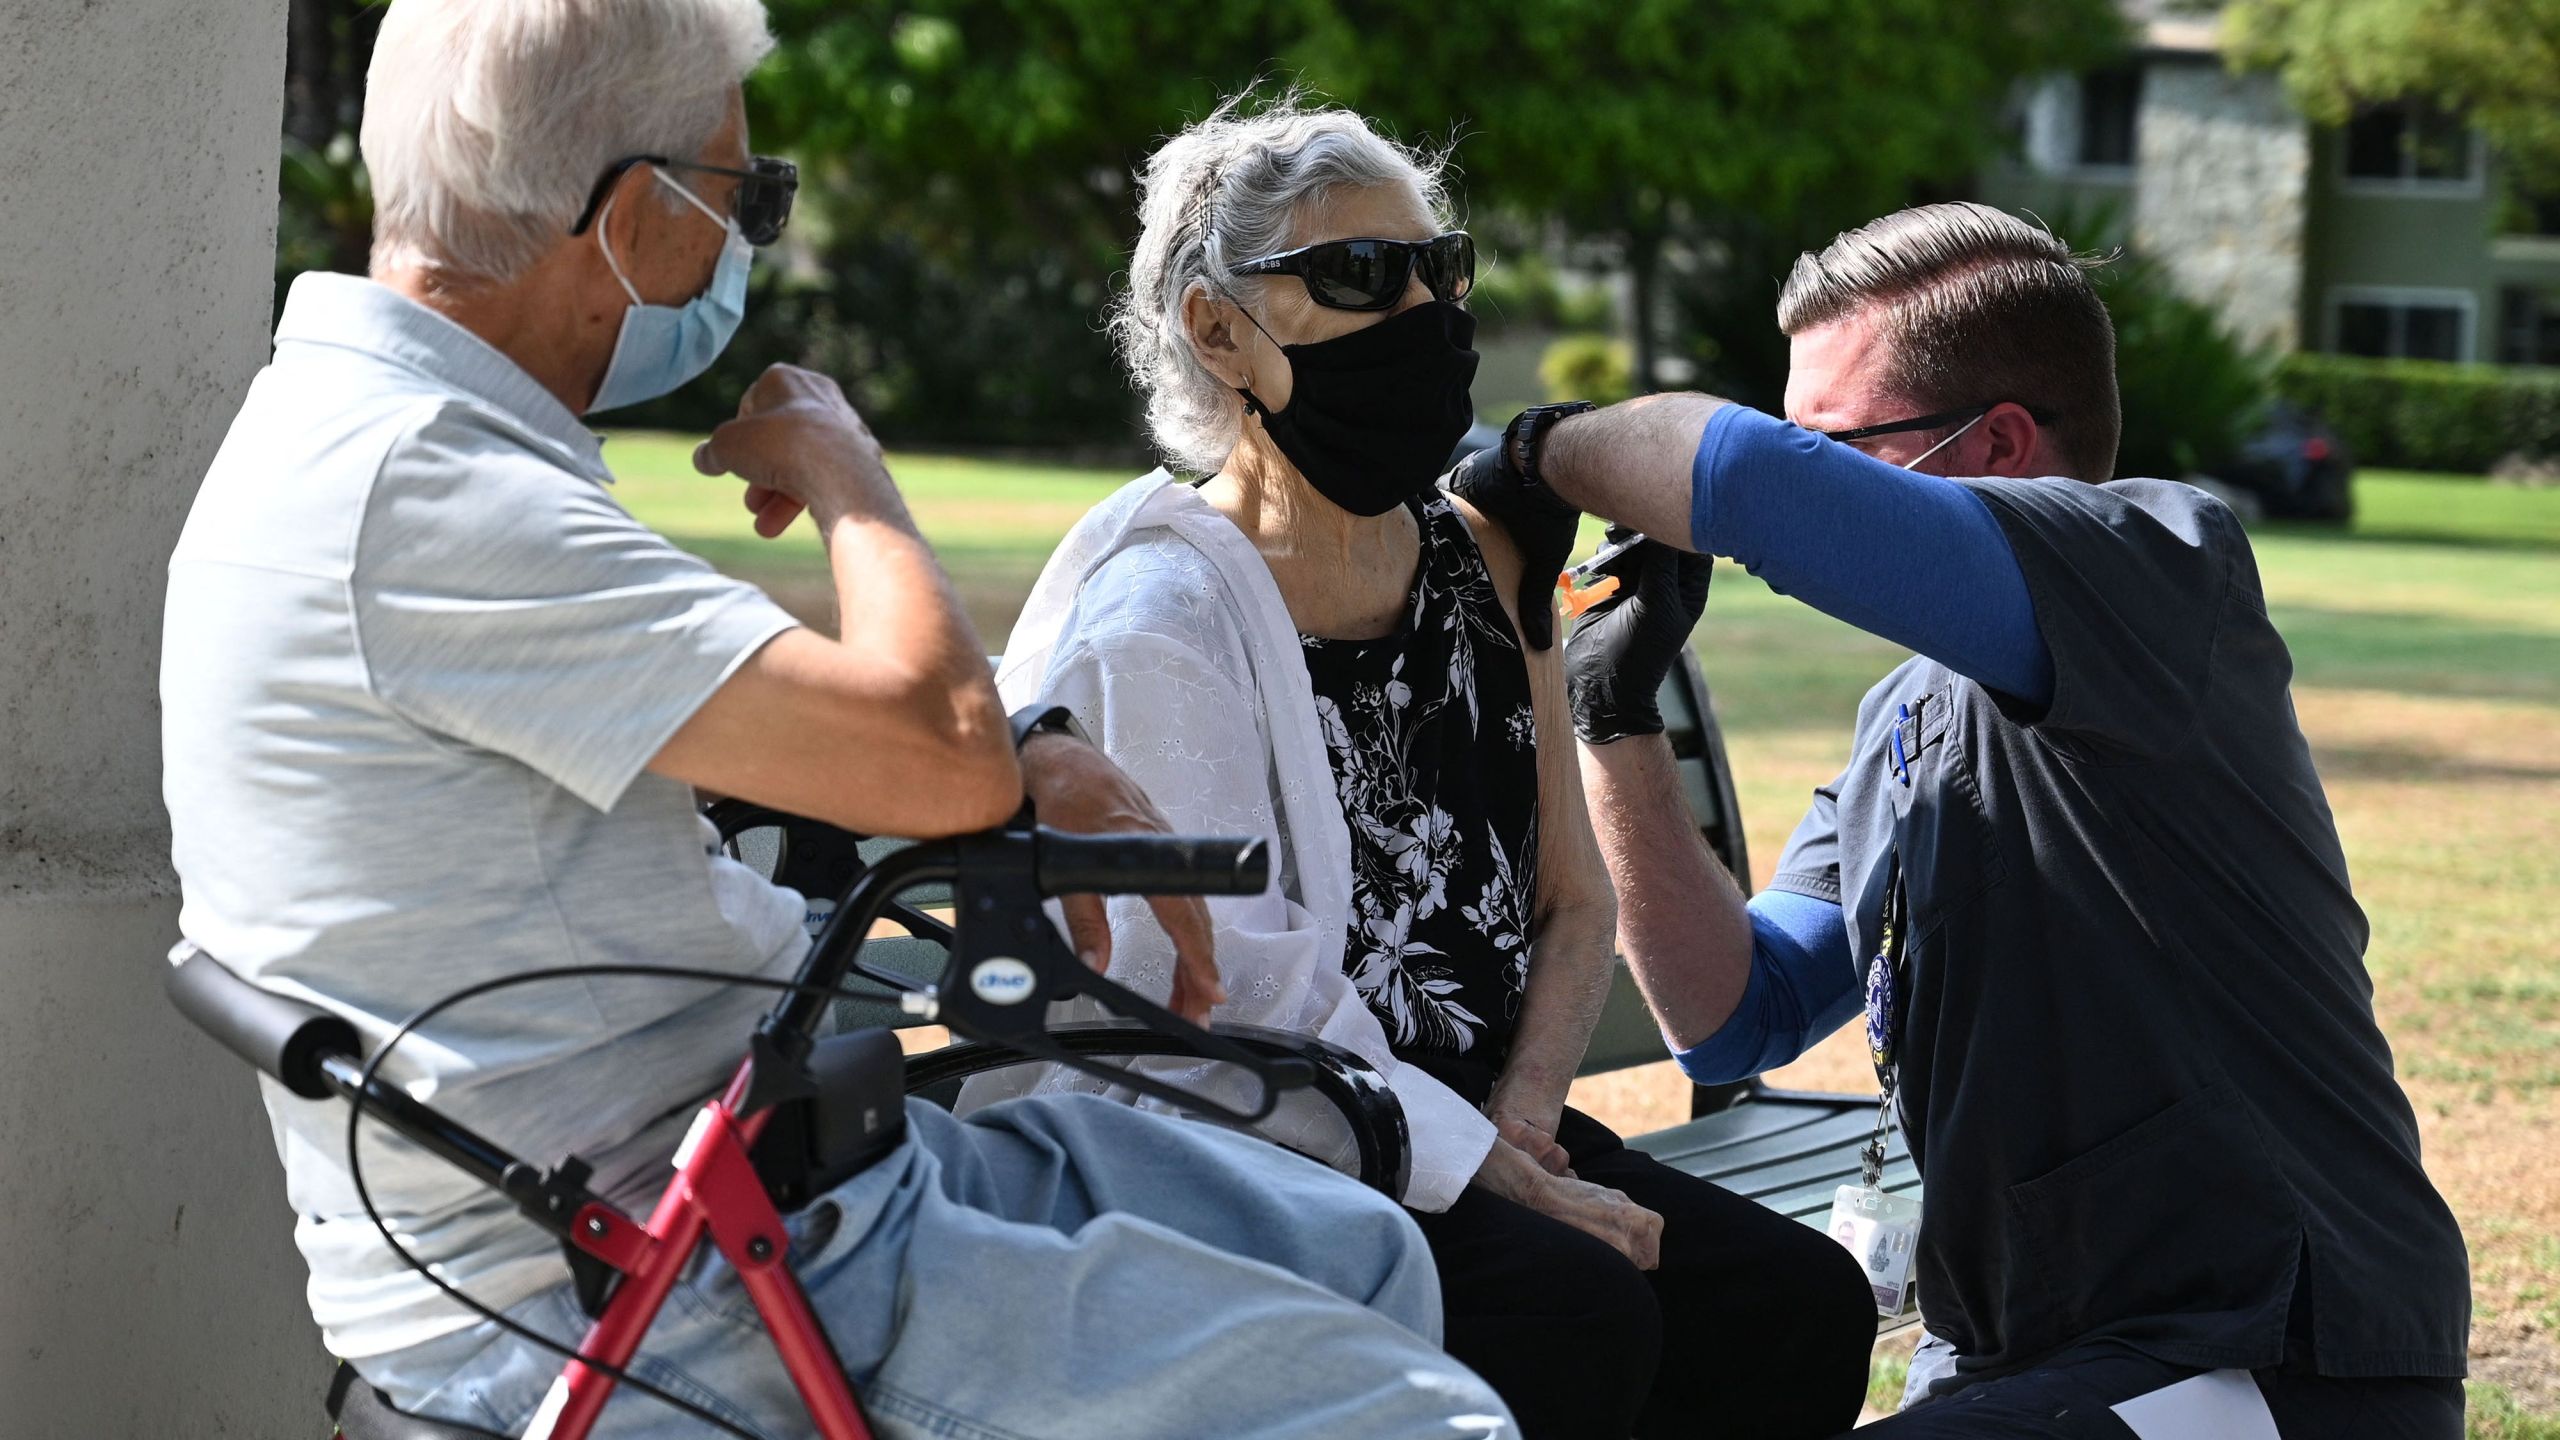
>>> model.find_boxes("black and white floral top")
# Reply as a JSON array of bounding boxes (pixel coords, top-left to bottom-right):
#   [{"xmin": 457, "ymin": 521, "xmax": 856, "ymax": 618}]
[{"xmin": 1300, "ymin": 495, "xmax": 1540, "ymax": 1062}]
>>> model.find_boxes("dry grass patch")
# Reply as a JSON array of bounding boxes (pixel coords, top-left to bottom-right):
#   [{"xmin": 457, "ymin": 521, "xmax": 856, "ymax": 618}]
[{"xmin": 2306, "ymin": 686, "xmax": 2560, "ymax": 1410}]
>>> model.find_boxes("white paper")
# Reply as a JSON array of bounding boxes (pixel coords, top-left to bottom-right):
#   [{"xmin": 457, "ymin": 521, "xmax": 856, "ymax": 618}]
[{"xmin": 2109, "ymin": 1370, "xmax": 2282, "ymax": 1440}]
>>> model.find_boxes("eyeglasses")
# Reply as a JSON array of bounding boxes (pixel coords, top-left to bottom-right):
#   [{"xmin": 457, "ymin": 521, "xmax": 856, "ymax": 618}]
[
  {"xmin": 569, "ymin": 154, "xmax": 799, "ymax": 247},
  {"xmin": 1818, "ymin": 402, "xmax": 2053, "ymax": 444},
  {"xmin": 1230, "ymin": 232, "xmax": 1475, "ymax": 312}
]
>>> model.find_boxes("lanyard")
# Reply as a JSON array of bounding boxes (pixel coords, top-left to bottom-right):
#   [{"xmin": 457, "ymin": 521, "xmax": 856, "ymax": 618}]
[
  {"xmin": 1860, "ymin": 692, "xmax": 1928, "ymax": 1189},
  {"xmin": 1859, "ymin": 852, "xmax": 1908, "ymax": 1188}
]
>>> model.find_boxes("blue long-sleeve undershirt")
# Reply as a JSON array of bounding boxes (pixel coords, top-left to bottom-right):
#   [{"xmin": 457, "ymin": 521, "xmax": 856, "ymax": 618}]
[
  {"xmin": 1688, "ymin": 403, "xmax": 2054, "ymax": 707},
  {"xmin": 1667, "ymin": 405, "xmax": 2057, "ymax": 1082},
  {"xmin": 1671, "ymin": 889, "xmax": 1865, "ymax": 1085}
]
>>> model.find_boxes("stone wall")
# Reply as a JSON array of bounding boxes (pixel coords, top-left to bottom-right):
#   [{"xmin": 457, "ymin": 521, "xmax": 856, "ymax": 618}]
[
  {"xmin": 0, "ymin": 2, "xmax": 317, "ymax": 1434},
  {"xmin": 2132, "ymin": 61, "xmax": 2311, "ymax": 351}
]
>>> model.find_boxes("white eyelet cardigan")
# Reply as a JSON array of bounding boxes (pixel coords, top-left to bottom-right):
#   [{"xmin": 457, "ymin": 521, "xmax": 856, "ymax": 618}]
[{"xmin": 956, "ymin": 471, "xmax": 1499, "ymax": 1211}]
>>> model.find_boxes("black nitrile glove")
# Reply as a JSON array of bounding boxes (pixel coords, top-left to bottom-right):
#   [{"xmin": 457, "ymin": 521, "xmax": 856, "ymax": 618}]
[
  {"xmin": 1566, "ymin": 525, "xmax": 1714, "ymax": 743},
  {"xmin": 1446, "ymin": 444, "xmax": 1582, "ymax": 650}
]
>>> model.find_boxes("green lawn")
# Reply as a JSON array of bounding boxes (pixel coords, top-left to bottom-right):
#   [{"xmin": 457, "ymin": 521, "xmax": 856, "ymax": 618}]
[
  {"xmin": 605, "ymin": 438, "xmax": 1127, "ymax": 641},
  {"xmin": 610, "ymin": 433, "xmax": 2560, "ymax": 1425}
]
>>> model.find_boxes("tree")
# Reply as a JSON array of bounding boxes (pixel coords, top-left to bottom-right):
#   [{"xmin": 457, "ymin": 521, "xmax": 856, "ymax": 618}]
[
  {"xmin": 732, "ymin": 2, "xmax": 1330, "ymax": 444},
  {"xmin": 275, "ymin": 0, "xmax": 384, "ymax": 293},
  {"xmin": 2227, "ymin": 0, "xmax": 2560, "ymax": 190},
  {"xmin": 271, "ymin": 0, "xmax": 2130, "ymax": 440},
  {"xmin": 745, "ymin": 0, "xmax": 2124, "ymax": 424},
  {"xmin": 1300, "ymin": 0, "xmax": 2126, "ymax": 390}
]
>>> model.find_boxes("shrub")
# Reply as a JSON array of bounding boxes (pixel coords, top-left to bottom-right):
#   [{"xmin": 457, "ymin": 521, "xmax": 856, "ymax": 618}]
[
  {"xmin": 2275, "ymin": 354, "xmax": 2560, "ymax": 473},
  {"xmin": 2099, "ymin": 253, "xmax": 2273, "ymax": 479},
  {"xmin": 1539, "ymin": 333, "xmax": 1636, "ymax": 406}
]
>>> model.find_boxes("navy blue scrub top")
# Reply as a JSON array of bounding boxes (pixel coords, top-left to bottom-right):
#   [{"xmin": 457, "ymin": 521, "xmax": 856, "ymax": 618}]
[{"xmin": 1750, "ymin": 461, "xmax": 2472, "ymax": 1389}]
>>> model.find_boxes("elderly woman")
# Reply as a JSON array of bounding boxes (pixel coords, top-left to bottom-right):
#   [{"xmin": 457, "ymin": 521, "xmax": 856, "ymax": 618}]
[{"xmin": 978, "ymin": 99, "xmax": 1875, "ymax": 1438}]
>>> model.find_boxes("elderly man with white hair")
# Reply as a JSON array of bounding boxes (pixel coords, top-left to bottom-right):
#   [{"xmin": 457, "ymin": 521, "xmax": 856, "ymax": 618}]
[{"xmin": 159, "ymin": 3, "xmax": 1510, "ymax": 1437}]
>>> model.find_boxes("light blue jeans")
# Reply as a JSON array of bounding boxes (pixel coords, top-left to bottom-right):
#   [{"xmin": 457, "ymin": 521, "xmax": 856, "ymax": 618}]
[{"xmin": 365, "ymin": 1095, "xmax": 1511, "ymax": 1440}]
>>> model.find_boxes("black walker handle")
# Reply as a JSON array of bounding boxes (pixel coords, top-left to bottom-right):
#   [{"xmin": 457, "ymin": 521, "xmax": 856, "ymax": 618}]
[
  {"xmin": 165, "ymin": 945, "xmax": 357, "ymax": 1100},
  {"xmin": 1033, "ymin": 833, "xmax": 1269, "ymax": 898}
]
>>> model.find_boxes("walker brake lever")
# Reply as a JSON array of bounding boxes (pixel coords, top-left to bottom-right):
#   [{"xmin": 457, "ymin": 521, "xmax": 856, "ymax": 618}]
[{"xmin": 931, "ymin": 832, "xmax": 1313, "ymax": 1125}]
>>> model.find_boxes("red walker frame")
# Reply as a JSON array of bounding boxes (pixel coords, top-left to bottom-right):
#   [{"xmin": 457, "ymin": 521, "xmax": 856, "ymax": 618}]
[
  {"xmin": 170, "ymin": 823, "xmax": 1306, "ymax": 1440},
  {"xmin": 534, "ymin": 1061, "xmax": 870, "ymax": 1440}
]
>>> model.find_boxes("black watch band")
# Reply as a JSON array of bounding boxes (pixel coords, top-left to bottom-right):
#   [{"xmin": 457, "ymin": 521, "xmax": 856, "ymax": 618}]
[
  {"xmin": 1505, "ymin": 401, "xmax": 1598, "ymax": 499},
  {"xmin": 1009, "ymin": 702, "xmax": 1081, "ymax": 750}
]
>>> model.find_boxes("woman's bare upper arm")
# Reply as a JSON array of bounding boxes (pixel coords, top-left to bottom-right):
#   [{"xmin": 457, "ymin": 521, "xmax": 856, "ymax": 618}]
[
  {"xmin": 1449, "ymin": 496, "xmax": 1612, "ymax": 921},
  {"xmin": 1449, "ymin": 492, "xmax": 1534, "ymax": 641}
]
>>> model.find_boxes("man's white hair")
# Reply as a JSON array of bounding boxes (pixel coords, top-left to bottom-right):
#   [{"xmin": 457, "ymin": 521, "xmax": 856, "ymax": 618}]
[
  {"xmin": 362, "ymin": 0, "xmax": 774, "ymax": 287},
  {"xmin": 1111, "ymin": 94, "xmax": 1452, "ymax": 474}
]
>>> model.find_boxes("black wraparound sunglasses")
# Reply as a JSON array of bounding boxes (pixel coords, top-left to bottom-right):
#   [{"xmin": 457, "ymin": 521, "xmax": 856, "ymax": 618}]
[
  {"xmin": 1819, "ymin": 402, "xmax": 2054, "ymax": 444},
  {"xmin": 1231, "ymin": 231, "xmax": 1475, "ymax": 312},
  {"xmin": 569, "ymin": 154, "xmax": 799, "ymax": 247}
]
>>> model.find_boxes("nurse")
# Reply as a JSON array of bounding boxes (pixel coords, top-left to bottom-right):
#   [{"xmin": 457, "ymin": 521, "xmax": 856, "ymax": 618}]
[{"xmin": 1452, "ymin": 201, "xmax": 2471, "ymax": 1439}]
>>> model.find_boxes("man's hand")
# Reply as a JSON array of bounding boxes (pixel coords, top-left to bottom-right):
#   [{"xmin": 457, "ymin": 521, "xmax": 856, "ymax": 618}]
[
  {"xmin": 1018, "ymin": 731, "xmax": 1228, "ymax": 1023},
  {"xmin": 692, "ymin": 365, "xmax": 907, "ymax": 540},
  {"xmin": 1446, "ymin": 443, "xmax": 1581, "ymax": 650},
  {"xmin": 1565, "ymin": 526, "xmax": 1712, "ymax": 744}
]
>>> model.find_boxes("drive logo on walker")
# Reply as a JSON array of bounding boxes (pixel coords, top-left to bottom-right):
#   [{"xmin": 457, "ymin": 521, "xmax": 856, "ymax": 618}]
[{"xmin": 969, "ymin": 957, "xmax": 1038, "ymax": 1005}]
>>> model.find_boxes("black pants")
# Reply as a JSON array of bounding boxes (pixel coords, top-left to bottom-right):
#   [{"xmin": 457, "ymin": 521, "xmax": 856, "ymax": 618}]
[
  {"xmin": 1404, "ymin": 1074, "xmax": 1874, "ymax": 1440},
  {"xmin": 1854, "ymin": 1337, "xmax": 2465, "ymax": 1439}
]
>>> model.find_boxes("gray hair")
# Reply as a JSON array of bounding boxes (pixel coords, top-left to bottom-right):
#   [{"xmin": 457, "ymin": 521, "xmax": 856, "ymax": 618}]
[
  {"xmin": 1111, "ymin": 94, "xmax": 1452, "ymax": 473},
  {"xmin": 362, "ymin": 0, "xmax": 774, "ymax": 287}
]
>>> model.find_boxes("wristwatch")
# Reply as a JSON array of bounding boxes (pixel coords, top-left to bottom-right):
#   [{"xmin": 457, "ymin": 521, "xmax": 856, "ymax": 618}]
[
  {"xmin": 1504, "ymin": 401, "xmax": 1598, "ymax": 503},
  {"xmin": 1009, "ymin": 702, "xmax": 1084, "ymax": 750}
]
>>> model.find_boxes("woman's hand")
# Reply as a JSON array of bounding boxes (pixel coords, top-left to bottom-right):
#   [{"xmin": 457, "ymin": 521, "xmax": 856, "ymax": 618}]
[
  {"xmin": 1487, "ymin": 1069, "xmax": 1574, "ymax": 1154},
  {"xmin": 1498, "ymin": 1116, "xmax": 1575, "ymax": 1179},
  {"xmin": 1473, "ymin": 1137, "xmax": 1663, "ymax": 1270}
]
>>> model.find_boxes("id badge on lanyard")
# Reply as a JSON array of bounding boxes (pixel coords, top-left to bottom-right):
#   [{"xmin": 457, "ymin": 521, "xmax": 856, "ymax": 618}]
[{"xmin": 1828, "ymin": 702, "xmax": 1924, "ymax": 1316}]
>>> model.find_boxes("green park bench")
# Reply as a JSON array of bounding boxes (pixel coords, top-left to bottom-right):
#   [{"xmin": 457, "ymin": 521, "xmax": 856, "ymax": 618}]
[{"xmin": 717, "ymin": 652, "xmax": 1921, "ymax": 1332}]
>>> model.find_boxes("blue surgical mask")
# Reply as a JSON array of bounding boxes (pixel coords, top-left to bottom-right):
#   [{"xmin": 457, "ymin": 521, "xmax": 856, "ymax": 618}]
[{"xmin": 586, "ymin": 170, "xmax": 751, "ymax": 414}]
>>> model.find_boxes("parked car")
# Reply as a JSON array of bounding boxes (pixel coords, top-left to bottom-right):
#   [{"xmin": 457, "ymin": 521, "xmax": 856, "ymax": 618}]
[{"xmin": 2214, "ymin": 402, "xmax": 2355, "ymax": 522}]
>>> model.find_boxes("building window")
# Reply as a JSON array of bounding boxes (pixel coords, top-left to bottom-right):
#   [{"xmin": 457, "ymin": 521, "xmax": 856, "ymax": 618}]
[
  {"xmin": 2342, "ymin": 102, "xmax": 2479, "ymax": 187},
  {"xmin": 2077, "ymin": 66, "xmax": 2142, "ymax": 169},
  {"xmin": 2501, "ymin": 287, "xmax": 2560, "ymax": 366},
  {"xmin": 2332, "ymin": 289, "xmax": 2472, "ymax": 361}
]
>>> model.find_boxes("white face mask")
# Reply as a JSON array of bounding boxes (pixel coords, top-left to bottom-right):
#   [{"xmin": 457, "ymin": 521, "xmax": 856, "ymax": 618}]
[{"xmin": 1902, "ymin": 408, "xmax": 1990, "ymax": 472}]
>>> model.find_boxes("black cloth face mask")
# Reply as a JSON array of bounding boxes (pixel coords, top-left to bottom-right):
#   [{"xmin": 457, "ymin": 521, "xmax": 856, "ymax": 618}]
[{"xmin": 1237, "ymin": 299, "xmax": 1481, "ymax": 517}]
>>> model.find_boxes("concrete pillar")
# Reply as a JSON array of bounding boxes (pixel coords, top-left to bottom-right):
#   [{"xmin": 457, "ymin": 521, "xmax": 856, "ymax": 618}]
[{"xmin": 0, "ymin": 3, "xmax": 313, "ymax": 1436}]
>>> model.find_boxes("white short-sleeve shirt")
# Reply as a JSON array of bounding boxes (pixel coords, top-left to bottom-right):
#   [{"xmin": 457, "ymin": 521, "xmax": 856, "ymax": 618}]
[{"xmin": 161, "ymin": 274, "xmax": 805, "ymax": 1358}]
